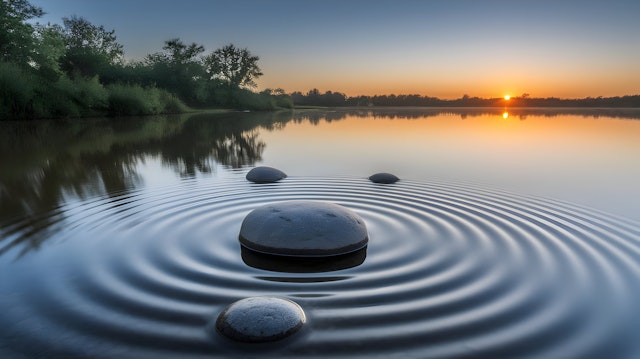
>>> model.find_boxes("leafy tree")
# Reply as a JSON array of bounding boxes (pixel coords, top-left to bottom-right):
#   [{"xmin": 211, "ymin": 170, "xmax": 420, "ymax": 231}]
[
  {"xmin": 160, "ymin": 38, "xmax": 205, "ymax": 65},
  {"xmin": 31, "ymin": 23, "xmax": 66, "ymax": 80},
  {"xmin": 144, "ymin": 38, "xmax": 207, "ymax": 103},
  {"xmin": 203, "ymin": 44, "xmax": 263, "ymax": 88},
  {"xmin": 59, "ymin": 15, "xmax": 124, "ymax": 77},
  {"xmin": 0, "ymin": 0, "xmax": 44, "ymax": 63}
]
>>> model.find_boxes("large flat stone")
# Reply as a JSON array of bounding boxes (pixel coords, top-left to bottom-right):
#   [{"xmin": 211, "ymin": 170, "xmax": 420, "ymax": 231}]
[{"xmin": 239, "ymin": 201, "xmax": 368, "ymax": 257}]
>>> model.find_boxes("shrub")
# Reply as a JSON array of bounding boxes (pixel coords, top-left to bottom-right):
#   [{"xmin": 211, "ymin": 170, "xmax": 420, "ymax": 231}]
[
  {"xmin": 107, "ymin": 84, "xmax": 188, "ymax": 116},
  {"xmin": 0, "ymin": 62, "xmax": 37, "ymax": 119},
  {"xmin": 47, "ymin": 76, "xmax": 109, "ymax": 117},
  {"xmin": 158, "ymin": 90, "xmax": 188, "ymax": 114},
  {"xmin": 275, "ymin": 95, "xmax": 294, "ymax": 109},
  {"xmin": 107, "ymin": 84, "xmax": 155, "ymax": 116}
]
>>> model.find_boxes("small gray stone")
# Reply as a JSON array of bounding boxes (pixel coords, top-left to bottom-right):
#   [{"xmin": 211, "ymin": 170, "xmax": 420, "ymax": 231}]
[
  {"xmin": 239, "ymin": 201, "xmax": 368, "ymax": 257},
  {"xmin": 369, "ymin": 172, "xmax": 399, "ymax": 184},
  {"xmin": 216, "ymin": 297, "xmax": 306, "ymax": 343},
  {"xmin": 246, "ymin": 166, "xmax": 287, "ymax": 183}
]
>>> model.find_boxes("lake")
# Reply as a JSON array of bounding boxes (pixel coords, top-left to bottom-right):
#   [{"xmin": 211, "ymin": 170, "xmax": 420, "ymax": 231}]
[{"xmin": 1, "ymin": 108, "xmax": 640, "ymax": 358}]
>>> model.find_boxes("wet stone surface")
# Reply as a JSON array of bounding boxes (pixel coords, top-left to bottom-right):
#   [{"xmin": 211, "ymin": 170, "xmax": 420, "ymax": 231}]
[
  {"xmin": 246, "ymin": 166, "xmax": 287, "ymax": 183},
  {"xmin": 369, "ymin": 172, "xmax": 400, "ymax": 184},
  {"xmin": 216, "ymin": 297, "xmax": 306, "ymax": 343},
  {"xmin": 239, "ymin": 200, "xmax": 368, "ymax": 257}
]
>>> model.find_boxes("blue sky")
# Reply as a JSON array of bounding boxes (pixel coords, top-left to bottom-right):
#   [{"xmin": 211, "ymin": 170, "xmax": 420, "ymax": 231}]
[{"xmin": 30, "ymin": 0, "xmax": 640, "ymax": 98}]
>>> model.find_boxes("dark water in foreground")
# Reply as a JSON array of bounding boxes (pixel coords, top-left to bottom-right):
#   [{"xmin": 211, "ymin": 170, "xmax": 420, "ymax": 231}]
[{"xmin": 1, "ymin": 108, "xmax": 640, "ymax": 358}]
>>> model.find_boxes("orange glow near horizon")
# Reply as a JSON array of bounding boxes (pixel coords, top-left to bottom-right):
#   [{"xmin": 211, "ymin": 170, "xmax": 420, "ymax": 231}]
[
  {"xmin": 259, "ymin": 62, "xmax": 640, "ymax": 99},
  {"xmin": 504, "ymin": 95, "xmax": 511, "ymax": 101}
]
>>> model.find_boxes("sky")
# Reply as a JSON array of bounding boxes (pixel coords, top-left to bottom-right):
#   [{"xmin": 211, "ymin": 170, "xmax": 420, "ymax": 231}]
[{"xmin": 29, "ymin": 0, "xmax": 640, "ymax": 99}]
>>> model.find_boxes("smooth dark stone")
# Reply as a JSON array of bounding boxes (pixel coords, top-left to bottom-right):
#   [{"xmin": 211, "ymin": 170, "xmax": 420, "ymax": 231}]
[
  {"xmin": 246, "ymin": 166, "xmax": 287, "ymax": 183},
  {"xmin": 369, "ymin": 172, "xmax": 399, "ymax": 184},
  {"xmin": 216, "ymin": 297, "xmax": 306, "ymax": 343},
  {"xmin": 239, "ymin": 201, "xmax": 368, "ymax": 257}
]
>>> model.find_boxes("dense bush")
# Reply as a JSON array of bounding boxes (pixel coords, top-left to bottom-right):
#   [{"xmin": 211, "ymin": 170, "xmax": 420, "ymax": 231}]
[
  {"xmin": 1, "ymin": 61, "xmax": 189, "ymax": 119},
  {"xmin": 50, "ymin": 76, "xmax": 109, "ymax": 117},
  {"xmin": 158, "ymin": 90, "xmax": 189, "ymax": 114},
  {"xmin": 107, "ymin": 84, "xmax": 189, "ymax": 116},
  {"xmin": 0, "ymin": 62, "xmax": 37, "ymax": 119},
  {"xmin": 107, "ymin": 84, "xmax": 159, "ymax": 116}
]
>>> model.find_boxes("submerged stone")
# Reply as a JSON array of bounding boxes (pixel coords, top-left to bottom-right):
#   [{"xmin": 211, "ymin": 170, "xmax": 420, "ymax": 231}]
[
  {"xmin": 246, "ymin": 166, "xmax": 287, "ymax": 183},
  {"xmin": 239, "ymin": 200, "xmax": 368, "ymax": 257},
  {"xmin": 369, "ymin": 172, "xmax": 399, "ymax": 184},
  {"xmin": 216, "ymin": 296, "xmax": 306, "ymax": 343}
]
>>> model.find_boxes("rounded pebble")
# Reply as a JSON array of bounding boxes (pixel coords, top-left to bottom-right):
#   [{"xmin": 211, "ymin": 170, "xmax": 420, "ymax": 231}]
[
  {"xmin": 368, "ymin": 172, "xmax": 399, "ymax": 184},
  {"xmin": 216, "ymin": 297, "xmax": 306, "ymax": 343},
  {"xmin": 246, "ymin": 166, "xmax": 287, "ymax": 183},
  {"xmin": 239, "ymin": 201, "xmax": 368, "ymax": 257}
]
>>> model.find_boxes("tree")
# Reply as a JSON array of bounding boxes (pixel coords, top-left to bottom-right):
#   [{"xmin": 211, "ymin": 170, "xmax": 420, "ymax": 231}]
[
  {"xmin": 0, "ymin": 0, "xmax": 44, "ymax": 62},
  {"xmin": 59, "ymin": 15, "xmax": 124, "ymax": 77},
  {"xmin": 31, "ymin": 23, "xmax": 66, "ymax": 80},
  {"xmin": 143, "ymin": 38, "xmax": 207, "ymax": 103},
  {"xmin": 160, "ymin": 38, "xmax": 205, "ymax": 65},
  {"xmin": 203, "ymin": 44, "xmax": 262, "ymax": 88}
]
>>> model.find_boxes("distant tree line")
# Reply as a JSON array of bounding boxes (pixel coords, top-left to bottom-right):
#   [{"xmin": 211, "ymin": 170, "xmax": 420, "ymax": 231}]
[
  {"xmin": 1, "ymin": 0, "xmax": 292, "ymax": 120},
  {"xmin": 292, "ymin": 90, "xmax": 640, "ymax": 108}
]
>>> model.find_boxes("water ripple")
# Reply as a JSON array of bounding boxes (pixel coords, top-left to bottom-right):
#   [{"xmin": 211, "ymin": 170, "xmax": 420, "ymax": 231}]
[{"xmin": 1, "ymin": 176, "xmax": 639, "ymax": 358}]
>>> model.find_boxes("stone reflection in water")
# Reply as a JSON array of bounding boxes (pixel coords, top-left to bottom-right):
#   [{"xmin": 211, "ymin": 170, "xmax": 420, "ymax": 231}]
[{"xmin": 241, "ymin": 246, "xmax": 367, "ymax": 273}]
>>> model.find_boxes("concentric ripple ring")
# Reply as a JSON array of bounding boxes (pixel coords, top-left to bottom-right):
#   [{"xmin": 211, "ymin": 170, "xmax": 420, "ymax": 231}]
[{"xmin": 0, "ymin": 176, "xmax": 639, "ymax": 358}]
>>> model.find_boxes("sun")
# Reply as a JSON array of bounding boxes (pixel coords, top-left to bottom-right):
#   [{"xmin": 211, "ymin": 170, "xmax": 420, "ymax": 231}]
[{"xmin": 504, "ymin": 95, "xmax": 511, "ymax": 101}]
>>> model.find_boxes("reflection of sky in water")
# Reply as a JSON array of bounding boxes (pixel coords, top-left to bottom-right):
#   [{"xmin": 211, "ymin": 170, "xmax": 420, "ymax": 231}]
[
  {"xmin": 260, "ymin": 113, "xmax": 640, "ymax": 221},
  {"xmin": 1, "ymin": 109, "xmax": 639, "ymax": 225},
  {"xmin": 136, "ymin": 157, "xmax": 238, "ymax": 187}
]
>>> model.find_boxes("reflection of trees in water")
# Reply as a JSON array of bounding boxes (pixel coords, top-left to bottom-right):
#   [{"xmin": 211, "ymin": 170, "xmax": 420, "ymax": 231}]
[
  {"xmin": 0, "ymin": 111, "xmax": 288, "ymax": 257},
  {"xmin": 155, "ymin": 112, "xmax": 288, "ymax": 176},
  {"xmin": 213, "ymin": 130, "xmax": 265, "ymax": 169}
]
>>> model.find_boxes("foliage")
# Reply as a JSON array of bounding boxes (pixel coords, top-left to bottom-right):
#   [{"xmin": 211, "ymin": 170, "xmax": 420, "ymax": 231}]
[
  {"xmin": 56, "ymin": 75, "xmax": 109, "ymax": 114},
  {"xmin": 262, "ymin": 88, "xmax": 293, "ymax": 109},
  {"xmin": 0, "ymin": 61, "xmax": 38, "ymax": 118},
  {"xmin": 0, "ymin": 60, "xmax": 188, "ymax": 119},
  {"xmin": 203, "ymin": 44, "xmax": 263, "ymax": 88},
  {"xmin": 59, "ymin": 15, "xmax": 124, "ymax": 78},
  {"xmin": 143, "ymin": 38, "xmax": 208, "ymax": 104},
  {"xmin": 31, "ymin": 23, "xmax": 66, "ymax": 80},
  {"xmin": 107, "ymin": 84, "xmax": 188, "ymax": 116},
  {"xmin": 291, "ymin": 89, "xmax": 348, "ymax": 107},
  {"xmin": 0, "ymin": 0, "xmax": 44, "ymax": 62},
  {"xmin": 1, "ymin": 0, "xmax": 293, "ymax": 119}
]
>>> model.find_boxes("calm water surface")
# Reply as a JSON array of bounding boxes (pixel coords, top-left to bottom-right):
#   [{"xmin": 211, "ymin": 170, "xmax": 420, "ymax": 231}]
[{"xmin": 1, "ymin": 108, "xmax": 639, "ymax": 358}]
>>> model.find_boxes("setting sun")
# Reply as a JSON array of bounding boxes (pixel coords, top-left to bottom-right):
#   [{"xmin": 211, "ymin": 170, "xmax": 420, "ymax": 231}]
[{"xmin": 504, "ymin": 95, "xmax": 511, "ymax": 101}]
